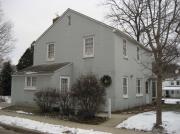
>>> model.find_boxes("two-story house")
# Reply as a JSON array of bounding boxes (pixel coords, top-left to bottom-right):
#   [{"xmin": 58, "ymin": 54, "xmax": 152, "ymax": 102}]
[
  {"xmin": 11, "ymin": 9, "xmax": 155, "ymax": 111},
  {"xmin": 163, "ymin": 76, "xmax": 180, "ymax": 98}
]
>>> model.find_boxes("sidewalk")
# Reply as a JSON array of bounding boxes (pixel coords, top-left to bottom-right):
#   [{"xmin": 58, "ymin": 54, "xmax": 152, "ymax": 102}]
[{"xmin": 0, "ymin": 110, "xmax": 153, "ymax": 134}]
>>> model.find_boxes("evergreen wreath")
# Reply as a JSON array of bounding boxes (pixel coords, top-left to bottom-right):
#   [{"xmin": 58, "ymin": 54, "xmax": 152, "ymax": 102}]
[{"xmin": 100, "ymin": 75, "xmax": 112, "ymax": 87}]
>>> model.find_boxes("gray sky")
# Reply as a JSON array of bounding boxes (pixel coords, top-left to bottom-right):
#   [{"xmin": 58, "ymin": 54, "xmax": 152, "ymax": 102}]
[{"xmin": 1, "ymin": 0, "xmax": 107, "ymax": 64}]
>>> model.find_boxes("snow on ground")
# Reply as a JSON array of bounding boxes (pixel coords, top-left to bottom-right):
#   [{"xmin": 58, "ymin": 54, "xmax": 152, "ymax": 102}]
[
  {"xmin": 0, "ymin": 96, "xmax": 11, "ymax": 103},
  {"xmin": 162, "ymin": 98, "xmax": 180, "ymax": 104},
  {"xmin": 16, "ymin": 111, "xmax": 33, "ymax": 115},
  {"xmin": 117, "ymin": 111, "xmax": 180, "ymax": 134},
  {"xmin": 0, "ymin": 115, "xmax": 111, "ymax": 134}
]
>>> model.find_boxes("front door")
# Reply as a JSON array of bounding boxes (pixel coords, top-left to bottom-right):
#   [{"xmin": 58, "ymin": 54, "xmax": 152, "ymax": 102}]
[{"xmin": 145, "ymin": 81, "xmax": 150, "ymax": 104}]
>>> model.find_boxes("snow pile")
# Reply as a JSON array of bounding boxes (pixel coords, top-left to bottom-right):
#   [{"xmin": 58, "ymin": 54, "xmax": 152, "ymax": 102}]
[
  {"xmin": 117, "ymin": 111, "xmax": 180, "ymax": 134},
  {"xmin": 162, "ymin": 98, "xmax": 180, "ymax": 104},
  {"xmin": 0, "ymin": 96, "xmax": 11, "ymax": 103},
  {"xmin": 16, "ymin": 111, "xmax": 33, "ymax": 115},
  {"xmin": 0, "ymin": 115, "xmax": 111, "ymax": 134}
]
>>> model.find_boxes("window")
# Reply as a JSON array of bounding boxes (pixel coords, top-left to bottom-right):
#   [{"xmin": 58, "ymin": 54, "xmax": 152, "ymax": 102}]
[
  {"xmin": 47, "ymin": 43, "xmax": 55, "ymax": 60},
  {"xmin": 136, "ymin": 78, "xmax": 143, "ymax": 96},
  {"xmin": 145, "ymin": 81, "xmax": 149, "ymax": 94},
  {"xmin": 83, "ymin": 36, "xmax": 94, "ymax": 58},
  {"xmin": 123, "ymin": 39, "xmax": 127, "ymax": 57},
  {"xmin": 25, "ymin": 76, "xmax": 37, "ymax": 89},
  {"xmin": 176, "ymin": 81, "xmax": 180, "ymax": 85},
  {"xmin": 60, "ymin": 76, "xmax": 70, "ymax": 91},
  {"xmin": 171, "ymin": 90, "xmax": 174, "ymax": 94},
  {"xmin": 170, "ymin": 81, "xmax": 174, "ymax": 85},
  {"xmin": 68, "ymin": 15, "xmax": 71, "ymax": 25},
  {"xmin": 122, "ymin": 77, "xmax": 128, "ymax": 98},
  {"xmin": 137, "ymin": 47, "xmax": 140, "ymax": 60}
]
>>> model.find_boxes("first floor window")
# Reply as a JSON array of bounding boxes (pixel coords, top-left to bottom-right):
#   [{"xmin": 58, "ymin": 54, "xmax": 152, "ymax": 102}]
[
  {"xmin": 25, "ymin": 76, "xmax": 37, "ymax": 89},
  {"xmin": 60, "ymin": 76, "xmax": 70, "ymax": 91},
  {"xmin": 47, "ymin": 43, "xmax": 55, "ymax": 60},
  {"xmin": 136, "ymin": 78, "xmax": 142, "ymax": 95},
  {"xmin": 122, "ymin": 77, "xmax": 128, "ymax": 97},
  {"xmin": 83, "ymin": 36, "xmax": 94, "ymax": 58}
]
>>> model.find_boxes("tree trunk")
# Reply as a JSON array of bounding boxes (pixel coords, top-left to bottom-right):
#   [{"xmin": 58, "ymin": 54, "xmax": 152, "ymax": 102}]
[{"xmin": 156, "ymin": 74, "xmax": 162, "ymax": 127}]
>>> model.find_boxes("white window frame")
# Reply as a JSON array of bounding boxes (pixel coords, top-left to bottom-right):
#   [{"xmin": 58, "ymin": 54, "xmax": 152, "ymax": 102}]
[
  {"xmin": 24, "ymin": 76, "xmax": 37, "ymax": 90},
  {"xmin": 136, "ymin": 78, "xmax": 143, "ymax": 97},
  {"xmin": 60, "ymin": 76, "xmax": 70, "ymax": 91},
  {"xmin": 47, "ymin": 43, "xmax": 55, "ymax": 61},
  {"xmin": 123, "ymin": 39, "xmax": 128, "ymax": 59},
  {"xmin": 83, "ymin": 36, "xmax": 94, "ymax": 58},
  {"xmin": 122, "ymin": 77, "xmax": 128, "ymax": 98}
]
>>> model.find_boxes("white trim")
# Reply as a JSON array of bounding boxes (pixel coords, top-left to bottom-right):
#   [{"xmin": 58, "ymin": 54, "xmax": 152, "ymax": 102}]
[
  {"xmin": 122, "ymin": 77, "xmax": 128, "ymax": 98},
  {"xmin": 60, "ymin": 76, "xmax": 70, "ymax": 91},
  {"xmin": 47, "ymin": 43, "xmax": 55, "ymax": 61},
  {"xmin": 83, "ymin": 35, "xmax": 94, "ymax": 58}
]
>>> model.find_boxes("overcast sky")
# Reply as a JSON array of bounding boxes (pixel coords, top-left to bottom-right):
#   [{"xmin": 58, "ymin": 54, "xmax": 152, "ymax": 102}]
[{"xmin": 1, "ymin": 0, "xmax": 108, "ymax": 65}]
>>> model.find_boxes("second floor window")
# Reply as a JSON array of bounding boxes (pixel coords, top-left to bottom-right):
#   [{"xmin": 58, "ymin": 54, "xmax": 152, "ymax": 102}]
[
  {"xmin": 137, "ymin": 47, "xmax": 140, "ymax": 60},
  {"xmin": 123, "ymin": 39, "xmax": 127, "ymax": 57},
  {"xmin": 170, "ymin": 81, "xmax": 174, "ymax": 85},
  {"xmin": 47, "ymin": 43, "xmax": 55, "ymax": 60},
  {"xmin": 177, "ymin": 81, "xmax": 180, "ymax": 85},
  {"xmin": 83, "ymin": 36, "xmax": 94, "ymax": 58}
]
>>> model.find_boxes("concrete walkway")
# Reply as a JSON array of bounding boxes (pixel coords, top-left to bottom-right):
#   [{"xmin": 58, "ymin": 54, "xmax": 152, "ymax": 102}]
[{"xmin": 0, "ymin": 110, "xmax": 153, "ymax": 134}]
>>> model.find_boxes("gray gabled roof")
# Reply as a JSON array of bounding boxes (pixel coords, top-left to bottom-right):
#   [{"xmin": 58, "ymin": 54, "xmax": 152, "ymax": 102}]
[
  {"xmin": 35, "ymin": 8, "xmax": 151, "ymax": 52},
  {"xmin": 13, "ymin": 62, "xmax": 71, "ymax": 75}
]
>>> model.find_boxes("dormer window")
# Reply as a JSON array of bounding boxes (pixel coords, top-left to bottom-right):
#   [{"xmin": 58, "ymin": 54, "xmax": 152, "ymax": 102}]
[
  {"xmin": 83, "ymin": 36, "xmax": 94, "ymax": 58},
  {"xmin": 47, "ymin": 43, "xmax": 55, "ymax": 61}
]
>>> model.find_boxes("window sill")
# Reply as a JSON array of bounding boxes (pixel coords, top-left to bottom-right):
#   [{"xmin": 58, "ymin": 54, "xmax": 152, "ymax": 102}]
[
  {"xmin": 24, "ymin": 87, "xmax": 37, "ymax": 91},
  {"xmin": 136, "ymin": 94, "xmax": 143, "ymax": 97},
  {"xmin": 123, "ymin": 95, "xmax": 128, "ymax": 99},
  {"xmin": 47, "ymin": 58, "xmax": 55, "ymax": 61},
  {"xmin": 83, "ymin": 55, "xmax": 94, "ymax": 59},
  {"xmin": 123, "ymin": 56, "xmax": 128, "ymax": 60}
]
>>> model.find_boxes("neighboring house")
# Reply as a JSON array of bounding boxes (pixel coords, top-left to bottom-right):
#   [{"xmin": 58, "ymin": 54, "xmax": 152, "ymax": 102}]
[
  {"xmin": 12, "ymin": 9, "xmax": 156, "ymax": 111},
  {"xmin": 163, "ymin": 75, "xmax": 180, "ymax": 98}
]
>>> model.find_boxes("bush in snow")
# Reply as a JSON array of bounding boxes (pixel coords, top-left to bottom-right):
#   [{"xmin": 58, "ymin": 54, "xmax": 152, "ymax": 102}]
[
  {"xmin": 71, "ymin": 74, "xmax": 106, "ymax": 119},
  {"xmin": 34, "ymin": 88, "xmax": 59, "ymax": 113}
]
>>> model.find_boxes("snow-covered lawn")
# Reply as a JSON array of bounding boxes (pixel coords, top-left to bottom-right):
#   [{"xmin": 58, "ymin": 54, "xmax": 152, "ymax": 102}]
[
  {"xmin": 16, "ymin": 110, "xmax": 33, "ymax": 115},
  {"xmin": 162, "ymin": 98, "xmax": 180, "ymax": 104},
  {"xmin": 0, "ymin": 115, "xmax": 111, "ymax": 134},
  {"xmin": 117, "ymin": 111, "xmax": 180, "ymax": 134}
]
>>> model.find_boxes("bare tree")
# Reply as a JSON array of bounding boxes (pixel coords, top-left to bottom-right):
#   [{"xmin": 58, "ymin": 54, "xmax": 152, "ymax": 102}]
[
  {"xmin": 0, "ymin": 4, "xmax": 13, "ymax": 61},
  {"xmin": 105, "ymin": 0, "xmax": 180, "ymax": 127}
]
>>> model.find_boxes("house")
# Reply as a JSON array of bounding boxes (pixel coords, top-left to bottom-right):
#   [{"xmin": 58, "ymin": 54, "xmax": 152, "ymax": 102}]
[
  {"xmin": 163, "ymin": 72, "xmax": 180, "ymax": 98},
  {"xmin": 11, "ymin": 9, "xmax": 156, "ymax": 111}
]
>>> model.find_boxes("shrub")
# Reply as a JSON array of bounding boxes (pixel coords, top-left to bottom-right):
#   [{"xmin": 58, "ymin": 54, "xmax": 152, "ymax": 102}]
[
  {"xmin": 71, "ymin": 74, "xmax": 106, "ymax": 119},
  {"xmin": 34, "ymin": 88, "xmax": 59, "ymax": 113},
  {"xmin": 57, "ymin": 90, "xmax": 75, "ymax": 116}
]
